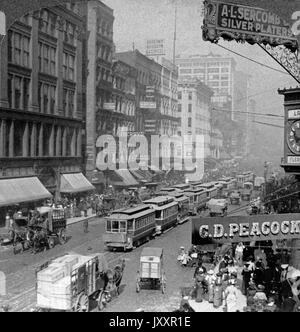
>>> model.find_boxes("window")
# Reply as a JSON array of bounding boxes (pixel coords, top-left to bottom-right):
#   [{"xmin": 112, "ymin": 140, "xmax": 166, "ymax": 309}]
[
  {"xmin": 188, "ymin": 117, "xmax": 192, "ymax": 127},
  {"xmin": 188, "ymin": 104, "xmax": 192, "ymax": 113},
  {"xmin": 39, "ymin": 82, "xmax": 56, "ymax": 114},
  {"xmin": 188, "ymin": 92, "xmax": 192, "ymax": 100},
  {"xmin": 63, "ymin": 52, "xmax": 75, "ymax": 81},
  {"xmin": 180, "ymin": 69, "xmax": 192, "ymax": 74},
  {"xmin": 178, "ymin": 91, "xmax": 182, "ymax": 100},
  {"xmin": 39, "ymin": 42, "xmax": 56, "ymax": 75},
  {"xmin": 63, "ymin": 88, "xmax": 75, "ymax": 117},
  {"xmin": 14, "ymin": 77, "xmax": 21, "ymax": 109},
  {"xmin": 178, "ymin": 104, "xmax": 182, "ymax": 112},
  {"xmin": 64, "ymin": 22, "xmax": 76, "ymax": 45},
  {"xmin": 14, "ymin": 33, "xmax": 21, "ymax": 65}
]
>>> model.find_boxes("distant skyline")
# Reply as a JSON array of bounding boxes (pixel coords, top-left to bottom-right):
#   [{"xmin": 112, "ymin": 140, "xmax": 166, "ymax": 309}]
[{"xmin": 103, "ymin": 0, "xmax": 297, "ymax": 165}]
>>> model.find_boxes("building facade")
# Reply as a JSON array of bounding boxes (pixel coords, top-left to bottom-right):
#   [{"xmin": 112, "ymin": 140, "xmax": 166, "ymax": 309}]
[
  {"xmin": 177, "ymin": 79, "xmax": 213, "ymax": 159},
  {"xmin": 81, "ymin": 0, "xmax": 115, "ymax": 178},
  {"xmin": 0, "ymin": 3, "xmax": 84, "ymax": 193},
  {"xmin": 175, "ymin": 53, "xmax": 236, "ymax": 119}
]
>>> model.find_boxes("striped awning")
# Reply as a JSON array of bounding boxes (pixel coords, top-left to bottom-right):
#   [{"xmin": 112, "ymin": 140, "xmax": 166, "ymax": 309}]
[
  {"xmin": 112, "ymin": 169, "xmax": 139, "ymax": 187},
  {"xmin": 60, "ymin": 173, "xmax": 95, "ymax": 193},
  {"xmin": 0, "ymin": 177, "xmax": 52, "ymax": 207}
]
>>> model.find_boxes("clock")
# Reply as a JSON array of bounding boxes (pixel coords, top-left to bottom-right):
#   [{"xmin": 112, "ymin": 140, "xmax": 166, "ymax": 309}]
[{"xmin": 287, "ymin": 120, "xmax": 300, "ymax": 154}]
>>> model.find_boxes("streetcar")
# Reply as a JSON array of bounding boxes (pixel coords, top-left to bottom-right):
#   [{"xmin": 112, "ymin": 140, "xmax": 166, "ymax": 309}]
[
  {"xmin": 183, "ymin": 188, "xmax": 208, "ymax": 215},
  {"xmin": 197, "ymin": 182, "xmax": 219, "ymax": 200},
  {"xmin": 236, "ymin": 172, "xmax": 254, "ymax": 189},
  {"xmin": 103, "ymin": 204, "xmax": 156, "ymax": 251},
  {"xmin": 172, "ymin": 183, "xmax": 191, "ymax": 191},
  {"xmin": 189, "ymin": 181, "xmax": 203, "ymax": 188},
  {"xmin": 143, "ymin": 196, "xmax": 179, "ymax": 235},
  {"xmin": 159, "ymin": 192, "xmax": 190, "ymax": 224},
  {"xmin": 155, "ymin": 187, "xmax": 182, "ymax": 197}
]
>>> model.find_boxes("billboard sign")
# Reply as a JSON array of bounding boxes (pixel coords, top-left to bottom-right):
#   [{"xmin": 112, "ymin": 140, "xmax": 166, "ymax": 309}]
[
  {"xmin": 192, "ymin": 213, "xmax": 300, "ymax": 244},
  {"xmin": 146, "ymin": 39, "xmax": 165, "ymax": 56},
  {"xmin": 140, "ymin": 102, "xmax": 157, "ymax": 109},
  {"xmin": 203, "ymin": 0, "xmax": 299, "ymax": 52}
]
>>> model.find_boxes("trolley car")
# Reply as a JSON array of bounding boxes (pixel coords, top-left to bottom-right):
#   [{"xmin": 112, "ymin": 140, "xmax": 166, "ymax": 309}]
[
  {"xmin": 103, "ymin": 205, "xmax": 156, "ymax": 251},
  {"xmin": 143, "ymin": 196, "xmax": 178, "ymax": 235},
  {"xmin": 197, "ymin": 183, "xmax": 219, "ymax": 200},
  {"xmin": 183, "ymin": 188, "xmax": 208, "ymax": 215}
]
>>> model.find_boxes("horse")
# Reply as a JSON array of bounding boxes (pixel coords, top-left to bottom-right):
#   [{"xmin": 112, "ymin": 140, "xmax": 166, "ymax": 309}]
[{"xmin": 31, "ymin": 228, "xmax": 49, "ymax": 254}]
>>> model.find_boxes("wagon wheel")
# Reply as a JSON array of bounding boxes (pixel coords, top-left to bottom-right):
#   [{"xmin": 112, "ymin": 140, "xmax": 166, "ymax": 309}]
[
  {"xmin": 48, "ymin": 237, "xmax": 55, "ymax": 249},
  {"xmin": 75, "ymin": 293, "xmax": 90, "ymax": 312},
  {"xmin": 161, "ymin": 274, "xmax": 166, "ymax": 294},
  {"xmin": 97, "ymin": 291, "xmax": 105, "ymax": 312},
  {"xmin": 59, "ymin": 229, "xmax": 67, "ymax": 244}
]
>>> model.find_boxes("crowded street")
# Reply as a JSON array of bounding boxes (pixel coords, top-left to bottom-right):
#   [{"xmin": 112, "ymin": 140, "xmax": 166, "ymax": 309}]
[
  {"xmin": 1, "ymin": 0, "xmax": 300, "ymax": 315},
  {"xmin": 0, "ymin": 202, "xmax": 248, "ymax": 312}
]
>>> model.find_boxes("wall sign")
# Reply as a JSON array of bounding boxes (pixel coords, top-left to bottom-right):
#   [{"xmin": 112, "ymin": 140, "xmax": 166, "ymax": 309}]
[{"xmin": 192, "ymin": 213, "xmax": 300, "ymax": 244}]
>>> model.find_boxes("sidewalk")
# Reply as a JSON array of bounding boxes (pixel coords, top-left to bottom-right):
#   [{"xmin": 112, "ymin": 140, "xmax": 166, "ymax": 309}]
[
  {"xmin": 0, "ymin": 214, "xmax": 98, "ymax": 236},
  {"xmin": 66, "ymin": 214, "xmax": 97, "ymax": 226}
]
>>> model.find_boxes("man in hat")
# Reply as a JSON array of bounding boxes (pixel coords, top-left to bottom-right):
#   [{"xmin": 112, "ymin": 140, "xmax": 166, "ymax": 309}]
[
  {"xmin": 218, "ymin": 255, "xmax": 229, "ymax": 273},
  {"xmin": 241, "ymin": 262, "xmax": 252, "ymax": 295},
  {"xmin": 193, "ymin": 265, "xmax": 208, "ymax": 303},
  {"xmin": 194, "ymin": 259, "xmax": 206, "ymax": 278},
  {"xmin": 254, "ymin": 285, "xmax": 268, "ymax": 307}
]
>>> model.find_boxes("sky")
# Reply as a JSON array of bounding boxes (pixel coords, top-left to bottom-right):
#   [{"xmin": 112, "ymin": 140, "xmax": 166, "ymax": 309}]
[{"xmin": 103, "ymin": 0, "xmax": 298, "ymax": 167}]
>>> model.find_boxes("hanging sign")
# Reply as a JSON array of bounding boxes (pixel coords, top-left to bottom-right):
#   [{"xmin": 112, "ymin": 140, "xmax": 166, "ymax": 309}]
[
  {"xmin": 192, "ymin": 213, "xmax": 300, "ymax": 244},
  {"xmin": 203, "ymin": 0, "xmax": 299, "ymax": 52}
]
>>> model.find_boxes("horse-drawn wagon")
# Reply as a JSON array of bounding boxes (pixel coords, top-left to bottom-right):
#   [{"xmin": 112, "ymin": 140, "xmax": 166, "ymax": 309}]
[
  {"xmin": 36, "ymin": 253, "xmax": 125, "ymax": 312},
  {"xmin": 207, "ymin": 199, "xmax": 228, "ymax": 217}
]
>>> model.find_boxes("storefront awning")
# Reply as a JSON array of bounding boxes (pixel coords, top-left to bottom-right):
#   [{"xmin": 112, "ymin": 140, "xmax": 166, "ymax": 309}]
[
  {"xmin": 60, "ymin": 173, "xmax": 95, "ymax": 194},
  {"xmin": 112, "ymin": 169, "xmax": 139, "ymax": 187},
  {"xmin": 0, "ymin": 177, "xmax": 52, "ymax": 207}
]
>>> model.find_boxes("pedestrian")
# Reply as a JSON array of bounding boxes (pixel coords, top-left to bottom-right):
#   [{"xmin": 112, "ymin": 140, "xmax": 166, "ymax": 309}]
[
  {"xmin": 241, "ymin": 262, "xmax": 252, "ymax": 295},
  {"xmin": 83, "ymin": 219, "xmax": 89, "ymax": 233},
  {"xmin": 213, "ymin": 273, "xmax": 223, "ymax": 309},
  {"xmin": 235, "ymin": 242, "xmax": 245, "ymax": 267},
  {"xmin": 205, "ymin": 270, "xmax": 216, "ymax": 303},
  {"xmin": 193, "ymin": 267, "xmax": 207, "ymax": 303},
  {"xmin": 224, "ymin": 279, "xmax": 239, "ymax": 312}
]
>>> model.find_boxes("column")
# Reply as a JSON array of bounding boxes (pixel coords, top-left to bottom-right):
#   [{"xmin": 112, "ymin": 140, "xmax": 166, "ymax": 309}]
[
  {"xmin": 62, "ymin": 127, "xmax": 67, "ymax": 156},
  {"xmin": 39, "ymin": 123, "xmax": 43, "ymax": 157},
  {"xmin": 22, "ymin": 122, "xmax": 29, "ymax": 157},
  {"xmin": 77, "ymin": 128, "xmax": 82, "ymax": 157},
  {"xmin": 56, "ymin": 17, "xmax": 65, "ymax": 116},
  {"xmin": 29, "ymin": 12, "xmax": 40, "ymax": 112},
  {"xmin": 0, "ymin": 119, "xmax": 6, "ymax": 157},
  {"xmin": 49, "ymin": 125, "xmax": 55, "ymax": 157},
  {"xmin": 30, "ymin": 122, "xmax": 37, "ymax": 157},
  {"xmin": 56, "ymin": 126, "xmax": 62, "ymax": 156},
  {"xmin": 75, "ymin": 27, "xmax": 83, "ymax": 119},
  {"xmin": 9, "ymin": 120, "xmax": 14, "ymax": 157},
  {"xmin": 0, "ymin": 33, "xmax": 9, "ymax": 108},
  {"xmin": 71, "ymin": 128, "xmax": 76, "ymax": 156}
]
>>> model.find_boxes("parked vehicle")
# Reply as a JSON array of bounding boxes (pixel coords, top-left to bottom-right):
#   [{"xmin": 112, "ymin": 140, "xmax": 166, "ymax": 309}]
[
  {"xmin": 254, "ymin": 177, "xmax": 265, "ymax": 190},
  {"xmin": 136, "ymin": 247, "xmax": 166, "ymax": 294},
  {"xmin": 36, "ymin": 253, "xmax": 125, "ymax": 312},
  {"xmin": 230, "ymin": 190, "xmax": 241, "ymax": 205},
  {"xmin": 103, "ymin": 204, "xmax": 156, "ymax": 251},
  {"xmin": 241, "ymin": 182, "xmax": 253, "ymax": 201},
  {"xmin": 207, "ymin": 199, "xmax": 228, "ymax": 217}
]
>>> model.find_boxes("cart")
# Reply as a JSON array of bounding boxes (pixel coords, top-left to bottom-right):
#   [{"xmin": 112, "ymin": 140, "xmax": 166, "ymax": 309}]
[
  {"xmin": 35, "ymin": 207, "xmax": 67, "ymax": 250},
  {"xmin": 229, "ymin": 191, "xmax": 241, "ymax": 205},
  {"xmin": 207, "ymin": 199, "xmax": 228, "ymax": 217},
  {"xmin": 36, "ymin": 253, "xmax": 125, "ymax": 312},
  {"xmin": 136, "ymin": 247, "xmax": 166, "ymax": 294}
]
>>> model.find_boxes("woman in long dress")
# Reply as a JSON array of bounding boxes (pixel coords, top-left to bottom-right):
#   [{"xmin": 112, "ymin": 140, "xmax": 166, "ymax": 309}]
[{"xmin": 224, "ymin": 279, "xmax": 239, "ymax": 312}]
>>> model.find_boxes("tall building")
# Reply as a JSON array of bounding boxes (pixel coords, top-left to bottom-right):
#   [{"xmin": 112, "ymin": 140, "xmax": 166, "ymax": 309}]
[
  {"xmin": 116, "ymin": 50, "xmax": 179, "ymax": 168},
  {"xmin": 0, "ymin": 4, "xmax": 85, "ymax": 195},
  {"xmin": 175, "ymin": 52, "xmax": 236, "ymax": 118},
  {"xmin": 177, "ymin": 79, "xmax": 213, "ymax": 159},
  {"xmin": 81, "ymin": 0, "xmax": 115, "ymax": 178}
]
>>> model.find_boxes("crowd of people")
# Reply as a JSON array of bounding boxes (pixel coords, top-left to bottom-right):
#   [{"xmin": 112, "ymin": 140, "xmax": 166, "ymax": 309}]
[{"xmin": 177, "ymin": 242, "xmax": 300, "ymax": 312}]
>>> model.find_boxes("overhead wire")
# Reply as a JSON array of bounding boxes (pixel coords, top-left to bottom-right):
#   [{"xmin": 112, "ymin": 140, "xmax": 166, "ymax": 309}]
[{"xmin": 215, "ymin": 44, "xmax": 290, "ymax": 76}]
